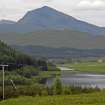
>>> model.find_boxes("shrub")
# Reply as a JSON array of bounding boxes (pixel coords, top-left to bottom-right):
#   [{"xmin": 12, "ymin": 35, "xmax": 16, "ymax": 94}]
[
  {"xmin": 62, "ymin": 86, "xmax": 72, "ymax": 95},
  {"xmin": 52, "ymin": 78, "xmax": 62, "ymax": 95},
  {"xmin": 17, "ymin": 66, "xmax": 39, "ymax": 78}
]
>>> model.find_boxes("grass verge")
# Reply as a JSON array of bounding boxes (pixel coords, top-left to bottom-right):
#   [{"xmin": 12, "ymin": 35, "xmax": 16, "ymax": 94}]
[{"xmin": 0, "ymin": 91, "xmax": 105, "ymax": 105}]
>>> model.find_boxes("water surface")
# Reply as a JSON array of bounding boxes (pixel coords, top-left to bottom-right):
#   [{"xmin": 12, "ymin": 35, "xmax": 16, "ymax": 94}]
[{"xmin": 46, "ymin": 67, "xmax": 105, "ymax": 89}]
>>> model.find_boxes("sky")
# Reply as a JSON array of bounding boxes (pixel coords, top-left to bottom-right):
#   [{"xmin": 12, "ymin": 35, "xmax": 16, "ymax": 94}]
[{"xmin": 0, "ymin": 0, "xmax": 105, "ymax": 26}]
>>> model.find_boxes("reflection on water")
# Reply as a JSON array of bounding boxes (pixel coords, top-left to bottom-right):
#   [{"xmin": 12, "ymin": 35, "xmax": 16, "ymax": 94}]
[{"xmin": 46, "ymin": 70, "xmax": 105, "ymax": 89}]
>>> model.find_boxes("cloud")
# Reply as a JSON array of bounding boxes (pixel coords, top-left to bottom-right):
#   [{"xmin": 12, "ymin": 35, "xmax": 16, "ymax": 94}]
[
  {"xmin": 0, "ymin": 0, "xmax": 47, "ymax": 20},
  {"xmin": 77, "ymin": 0, "xmax": 105, "ymax": 10},
  {"xmin": 22, "ymin": 0, "xmax": 51, "ymax": 3}
]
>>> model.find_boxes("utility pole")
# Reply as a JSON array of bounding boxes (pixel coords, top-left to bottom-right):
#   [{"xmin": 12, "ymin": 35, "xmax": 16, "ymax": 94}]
[{"xmin": 0, "ymin": 65, "xmax": 8, "ymax": 100}]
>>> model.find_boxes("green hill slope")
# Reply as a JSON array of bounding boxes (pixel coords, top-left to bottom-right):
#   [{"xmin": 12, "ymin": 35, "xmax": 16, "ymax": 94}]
[{"xmin": 0, "ymin": 40, "xmax": 35, "ymax": 66}]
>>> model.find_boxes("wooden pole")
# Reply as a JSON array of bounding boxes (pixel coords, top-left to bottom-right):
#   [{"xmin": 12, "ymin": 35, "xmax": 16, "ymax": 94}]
[
  {"xmin": 2, "ymin": 66, "xmax": 5, "ymax": 100},
  {"xmin": 0, "ymin": 65, "xmax": 8, "ymax": 100}
]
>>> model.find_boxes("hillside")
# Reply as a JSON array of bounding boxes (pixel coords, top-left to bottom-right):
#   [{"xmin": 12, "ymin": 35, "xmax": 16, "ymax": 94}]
[
  {"xmin": 1, "ymin": 30, "xmax": 105, "ymax": 49},
  {"xmin": 0, "ymin": 40, "xmax": 37, "ymax": 67}
]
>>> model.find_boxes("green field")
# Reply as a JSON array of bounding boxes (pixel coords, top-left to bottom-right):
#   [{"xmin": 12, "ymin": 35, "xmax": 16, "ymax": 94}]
[
  {"xmin": 63, "ymin": 62, "xmax": 105, "ymax": 73},
  {"xmin": 0, "ymin": 92, "xmax": 105, "ymax": 105}
]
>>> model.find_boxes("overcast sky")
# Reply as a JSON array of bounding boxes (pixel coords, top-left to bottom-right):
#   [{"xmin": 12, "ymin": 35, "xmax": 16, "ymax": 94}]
[{"xmin": 0, "ymin": 0, "xmax": 105, "ymax": 26}]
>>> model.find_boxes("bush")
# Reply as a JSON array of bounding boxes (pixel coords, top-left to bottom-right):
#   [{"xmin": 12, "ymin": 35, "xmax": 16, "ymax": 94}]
[
  {"xmin": 62, "ymin": 86, "xmax": 72, "ymax": 95},
  {"xmin": 52, "ymin": 78, "xmax": 62, "ymax": 95},
  {"xmin": 17, "ymin": 66, "xmax": 39, "ymax": 78}
]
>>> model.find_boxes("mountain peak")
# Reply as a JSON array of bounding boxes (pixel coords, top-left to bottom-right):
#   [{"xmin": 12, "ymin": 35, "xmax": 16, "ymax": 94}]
[
  {"xmin": 37, "ymin": 6, "xmax": 56, "ymax": 10},
  {"xmin": 32, "ymin": 6, "xmax": 58, "ymax": 13},
  {"xmin": 41, "ymin": 6, "xmax": 52, "ymax": 9},
  {"xmin": 18, "ymin": 5, "xmax": 70, "ymax": 24}
]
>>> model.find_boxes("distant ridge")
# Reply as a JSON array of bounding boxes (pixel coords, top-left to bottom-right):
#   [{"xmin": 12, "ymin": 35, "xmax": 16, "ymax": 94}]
[{"xmin": 0, "ymin": 20, "xmax": 16, "ymax": 24}]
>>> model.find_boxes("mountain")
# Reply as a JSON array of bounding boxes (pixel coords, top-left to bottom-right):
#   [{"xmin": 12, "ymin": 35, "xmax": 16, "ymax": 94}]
[
  {"xmin": 0, "ymin": 20, "xmax": 16, "ymax": 33},
  {"xmin": 0, "ymin": 20, "xmax": 16, "ymax": 24},
  {"xmin": 17, "ymin": 6, "xmax": 105, "ymax": 35},
  {"xmin": 0, "ymin": 6, "xmax": 105, "ymax": 50},
  {"xmin": 0, "ymin": 6, "xmax": 105, "ymax": 35}
]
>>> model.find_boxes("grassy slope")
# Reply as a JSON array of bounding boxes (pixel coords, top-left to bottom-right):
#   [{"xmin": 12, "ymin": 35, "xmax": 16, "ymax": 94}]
[
  {"xmin": 63, "ymin": 62, "xmax": 105, "ymax": 73},
  {"xmin": 1, "ymin": 30, "xmax": 105, "ymax": 49},
  {"xmin": 0, "ymin": 92, "xmax": 105, "ymax": 105}
]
